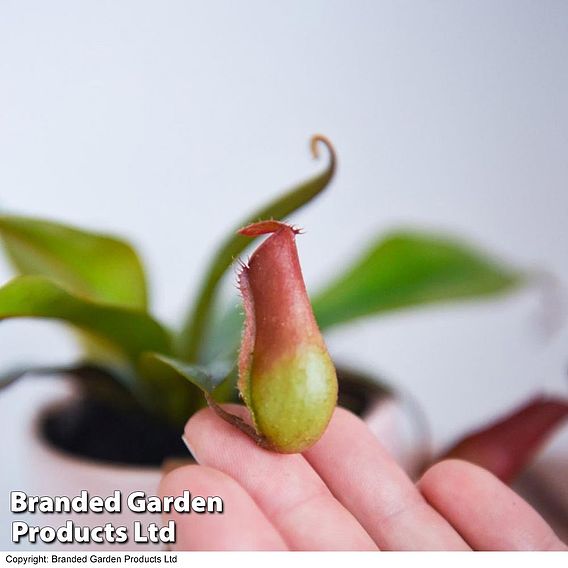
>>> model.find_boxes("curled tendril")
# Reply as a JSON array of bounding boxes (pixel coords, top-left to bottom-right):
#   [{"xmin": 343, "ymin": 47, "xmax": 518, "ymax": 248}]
[
  {"xmin": 310, "ymin": 134, "xmax": 337, "ymax": 176},
  {"xmin": 178, "ymin": 134, "xmax": 338, "ymax": 362}
]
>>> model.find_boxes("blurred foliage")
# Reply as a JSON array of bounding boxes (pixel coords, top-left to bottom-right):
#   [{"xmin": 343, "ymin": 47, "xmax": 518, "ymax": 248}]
[
  {"xmin": 312, "ymin": 230, "xmax": 521, "ymax": 329},
  {"xmin": 201, "ymin": 230, "xmax": 521, "ymax": 362},
  {"xmin": 0, "ymin": 215, "xmax": 147, "ymax": 309},
  {"xmin": 176, "ymin": 135, "xmax": 336, "ymax": 362},
  {"xmin": 0, "ymin": 137, "xmax": 524, "ymax": 427}
]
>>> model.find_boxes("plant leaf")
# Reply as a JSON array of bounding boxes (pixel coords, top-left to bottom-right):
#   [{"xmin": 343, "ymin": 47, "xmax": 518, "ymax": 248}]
[
  {"xmin": 142, "ymin": 353, "xmax": 233, "ymax": 394},
  {"xmin": 0, "ymin": 364, "xmax": 81, "ymax": 391},
  {"xmin": 138, "ymin": 353, "xmax": 235, "ymax": 425},
  {"xmin": 176, "ymin": 135, "xmax": 337, "ymax": 362},
  {"xmin": 197, "ymin": 230, "xmax": 523, "ymax": 361},
  {"xmin": 0, "ymin": 367, "xmax": 34, "ymax": 391},
  {"xmin": 0, "ymin": 362, "xmax": 141, "ymax": 411},
  {"xmin": 440, "ymin": 396, "xmax": 568, "ymax": 483},
  {"xmin": 200, "ymin": 301, "xmax": 244, "ymax": 363},
  {"xmin": 311, "ymin": 230, "xmax": 523, "ymax": 329},
  {"xmin": 0, "ymin": 215, "xmax": 148, "ymax": 309},
  {"xmin": 0, "ymin": 276, "xmax": 171, "ymax": 362}
]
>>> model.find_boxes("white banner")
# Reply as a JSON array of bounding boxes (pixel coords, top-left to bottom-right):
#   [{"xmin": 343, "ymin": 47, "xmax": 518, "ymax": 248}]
[{"xmin": 2, "ymin": 551, "xmax": 568, "ymax": 568}]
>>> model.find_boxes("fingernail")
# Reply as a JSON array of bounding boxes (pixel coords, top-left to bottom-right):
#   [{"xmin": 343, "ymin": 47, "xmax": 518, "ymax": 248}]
[{"xmin": 181, "ymin": 434, "xmax": 199, "ymax": 463}]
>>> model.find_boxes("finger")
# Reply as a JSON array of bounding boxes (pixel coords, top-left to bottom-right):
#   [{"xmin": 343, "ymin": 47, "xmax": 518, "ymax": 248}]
[
  {"xmin": 159, "ymin": 464, "xmax": 287, "ymax": 550},
  {"xmin": 303, "ymin": 407, "xmax": 469, "ymax": 550},
  {"xmin": 184, "ymin": 405, "xmax": 377, "ymax": 550},
  {"xmin": 418, "ymin": 459, "xmax": 567, "ymax": 551}
]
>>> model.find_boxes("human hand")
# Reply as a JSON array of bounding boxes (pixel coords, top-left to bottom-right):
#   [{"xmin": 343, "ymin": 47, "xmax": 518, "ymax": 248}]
[{"xmin": 160, "ymin": 405, "xmax": 567, "ymax": 551}]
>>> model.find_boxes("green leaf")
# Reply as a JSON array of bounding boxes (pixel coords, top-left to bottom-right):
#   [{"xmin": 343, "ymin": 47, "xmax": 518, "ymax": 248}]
[
  {"xmin": 200, "ymin": 231, "xmax": 523, "ymax": 361},
  {"xmin": 0, "ymin": 367, "xmax": 33, "ymax": 391},
  {"xmin": 0, "ymin": 363, "xmax": 141, "ymax": 411},
  {"xmin": 137, "ymin": 353, "xmax": 235, "ymax": 425},
  {"xmin": 0, "ymin": 364, "xmax": 82, "ymax": 391},
  {"xmin": 0, "ymin": 276, "xmax": 171, "ymax": 362},
  {"xmin": 311, "ymin": 230, "xmax": 523, "ymax": 329},
  {"xmin": 176, "ymin": 135, "xmax": 337, "ymax": 362},
  {"xmin": 200, "ymin": 299, "xmax": 244, "ymax": 363},
  {"xmin": 0, "ymin": 215, "xmax": 148, "ymax": 310},
  {"xmin": 142, "ymin": 353, "xmax": 233, "ymax": 394}
]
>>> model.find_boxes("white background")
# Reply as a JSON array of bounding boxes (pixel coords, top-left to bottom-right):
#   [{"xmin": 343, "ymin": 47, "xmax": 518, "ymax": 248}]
[{"xmin": 0, "ymin": 0, "xmax": 567, "ymax": 538}]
